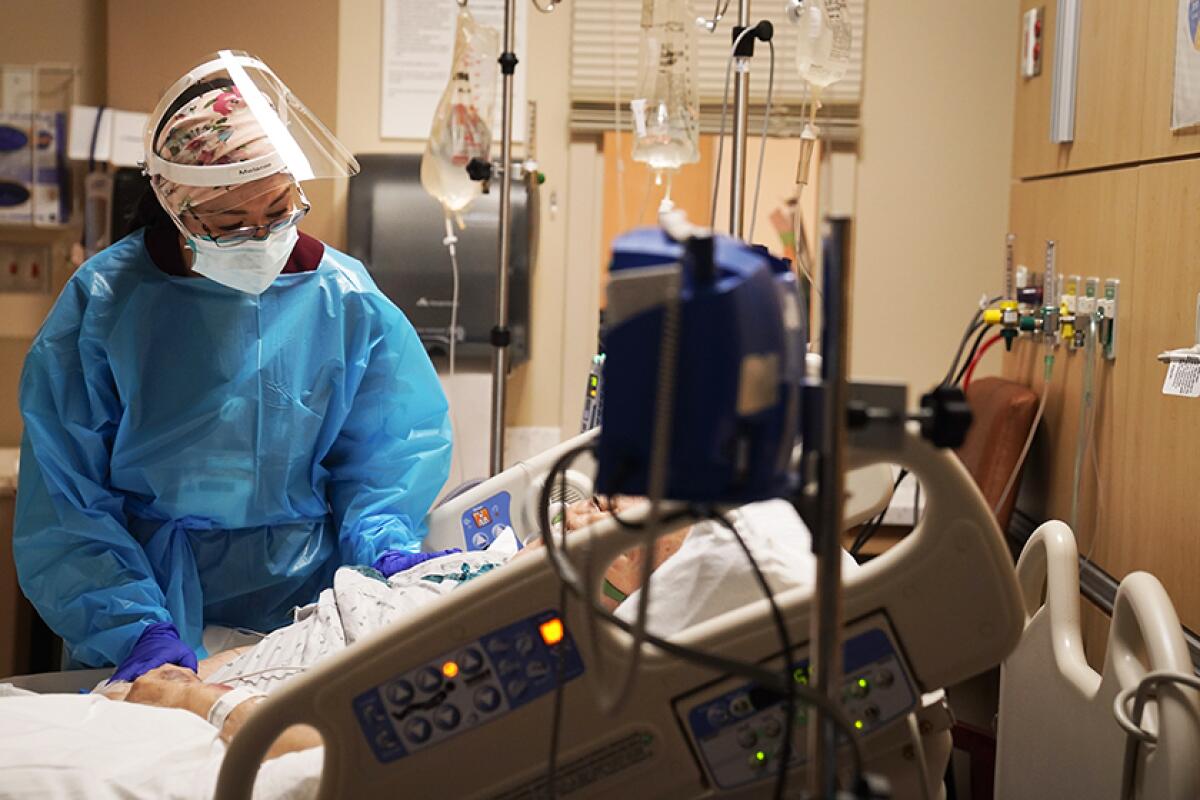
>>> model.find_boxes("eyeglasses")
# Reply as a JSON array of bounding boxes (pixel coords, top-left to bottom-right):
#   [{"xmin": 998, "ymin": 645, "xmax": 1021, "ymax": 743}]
[{"xmin": 191, "ymin": 203, "xmax": 310, "ymax": 248}]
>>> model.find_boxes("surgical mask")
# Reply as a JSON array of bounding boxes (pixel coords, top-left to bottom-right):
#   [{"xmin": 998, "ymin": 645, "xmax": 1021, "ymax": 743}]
[{"xmin": 188, "ymin": 225, "xmax": 299, "ymax": 295}]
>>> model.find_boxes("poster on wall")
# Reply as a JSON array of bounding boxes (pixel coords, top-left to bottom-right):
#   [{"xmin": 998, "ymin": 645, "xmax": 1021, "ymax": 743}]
[
  {"xmin": 380, "ymin": 0, "xmax": 527, "ymax": 142},
  {"xmin": 1173, "ymin": 0, "xmax": 1200, "ymax": 128}
]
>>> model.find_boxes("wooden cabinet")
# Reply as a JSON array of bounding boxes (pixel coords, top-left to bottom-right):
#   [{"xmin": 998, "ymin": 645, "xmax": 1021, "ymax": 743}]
[
  {"xmin": 1005, "ymin": 160, "xmax": 1200, "ymax": 633},
  {"xmin": 1011, "ymin": 0, "xmax": 1150, "ymax": 177},
  {"xmin": 1004, "ymin": 169, "xmax": 1139, "ymax": 593},
  {"xmin": 1140, "ymin": 0, "xmax": 1200, "ymax": 160}
]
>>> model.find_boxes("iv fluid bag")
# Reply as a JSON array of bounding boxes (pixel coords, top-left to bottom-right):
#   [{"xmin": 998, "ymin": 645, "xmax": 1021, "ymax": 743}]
[
  {"xmin": 630, "ymin": 0, "xmax": 701, "ymax": 173},
  {"xmin": 421, "ymin": 9, "xmax": 500, "ymax": 214},
  {"xmin": 793, "ymin": 0, "xmax": 852, "ymax": 89}
]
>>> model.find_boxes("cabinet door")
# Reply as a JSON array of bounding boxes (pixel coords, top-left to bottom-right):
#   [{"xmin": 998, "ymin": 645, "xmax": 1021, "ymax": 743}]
[
  {"xmin": 1004, "ymin": 168, "xmax": 1139, "ymax": 599},
  {"xmin": 1011, "ymin": 0, "xmax": 1149, "ymax": 177},
  {"xmin": 1111, "ymin": 160, "xmax": 1200, "ymax": 632},
  {"xmin": 1140, "ymin": 0, "xmax": 1200, "ymax": 160}
]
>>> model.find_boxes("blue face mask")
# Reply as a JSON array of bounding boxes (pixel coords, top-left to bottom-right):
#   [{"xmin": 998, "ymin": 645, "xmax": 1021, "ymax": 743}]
[{"xmin": 188, "ymin": 224, "xmax": 299, "ymax": 294}]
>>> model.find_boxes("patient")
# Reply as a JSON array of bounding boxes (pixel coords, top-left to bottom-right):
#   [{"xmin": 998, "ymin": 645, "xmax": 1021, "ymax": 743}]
[{"xmin": 100, "ymin": 494, "xmax": 840, "ymax": 761}]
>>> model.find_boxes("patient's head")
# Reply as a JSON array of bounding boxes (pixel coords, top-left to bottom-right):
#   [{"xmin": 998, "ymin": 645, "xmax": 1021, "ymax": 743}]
[{"xmin": 527, "ymin": 495, "xmax": 690, "ymax": 610}]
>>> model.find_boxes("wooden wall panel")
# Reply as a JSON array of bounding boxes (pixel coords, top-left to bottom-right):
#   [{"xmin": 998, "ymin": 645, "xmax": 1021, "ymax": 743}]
[
  {"xmin": 1012, "ymin": 0, "xmax": 1149, "ymax": 178},
  {"xmin": 1141, "ymin": 0, "xmax": 1200, "ymax": 160},
  {"xmin": 1004, "ymin": 168, "xmax": 1139, "ymax": 597},
  {"xmin": 1108, "ymin": 160, "xmax": 1200, "ymax": 630}
]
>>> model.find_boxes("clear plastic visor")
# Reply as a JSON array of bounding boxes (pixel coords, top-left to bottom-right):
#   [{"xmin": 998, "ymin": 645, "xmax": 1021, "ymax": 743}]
[{"xmin": 143, "ymin": 50, "xmax": 358, "ymax": 187}]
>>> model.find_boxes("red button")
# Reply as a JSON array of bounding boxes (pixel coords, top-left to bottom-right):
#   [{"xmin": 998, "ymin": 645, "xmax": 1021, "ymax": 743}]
[
  {"xmin": 1033, "ymin": 43, "xmax": 1041, "ymax": 60},
  {"xmin": 1035, "ymin": 20, "xmax": 1042, "ymax": 37}
]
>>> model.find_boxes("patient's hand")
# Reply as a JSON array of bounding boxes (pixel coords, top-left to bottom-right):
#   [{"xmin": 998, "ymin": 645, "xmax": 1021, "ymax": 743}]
[{"xmin": 125, "ymin": 664, "xmax": 224, "ymax": 719}]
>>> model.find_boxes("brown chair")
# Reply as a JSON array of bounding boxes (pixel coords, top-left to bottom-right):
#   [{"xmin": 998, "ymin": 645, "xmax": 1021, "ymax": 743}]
[{"xmin": 955, "ymin": 376, "xmax": 1039, "ymax": 534}]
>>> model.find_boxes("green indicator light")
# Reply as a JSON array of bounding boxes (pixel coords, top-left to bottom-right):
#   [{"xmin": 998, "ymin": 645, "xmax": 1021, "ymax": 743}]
[
  {"xmin": 858, "ymin": 679, "xmax": 868, "ymax": 688},
  {"xmin": 854, "ymin": 720, "xmax": 864, "ymax": 730},
  {"xmin": 793, "ymin": 668, "xmax": 808, "ymax": 685},
  {"xmin": 755, "ymin": 751, "xmax": 766, "ymax": 762}
]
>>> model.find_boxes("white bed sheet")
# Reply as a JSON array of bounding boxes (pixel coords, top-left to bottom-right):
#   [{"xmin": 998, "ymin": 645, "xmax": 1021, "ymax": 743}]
[{"xmin": 0, "ymin": 693, "xmax": 322, "ymax": 800}]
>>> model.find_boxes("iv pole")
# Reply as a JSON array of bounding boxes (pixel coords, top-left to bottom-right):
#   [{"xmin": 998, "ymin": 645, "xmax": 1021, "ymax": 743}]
[
  {"xmin": 489, "ymin": 0, "xmax": 518, "ymax": 476},
  {"xmin": 726, "ymin": 0, "xmax": 846, "ymax": 793}
]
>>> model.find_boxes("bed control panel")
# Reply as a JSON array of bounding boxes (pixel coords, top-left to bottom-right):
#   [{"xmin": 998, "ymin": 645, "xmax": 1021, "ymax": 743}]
[
  {"xmin": 678, "ymin": 614, "xmax": 918, "ymax": 790},
  {"xmin": 461, "ymin": 491, "xmax": 515, "ymax": 551},
  {"xmin": 353, "ymin": 609, "xmax": 584, "ymax": 763}
]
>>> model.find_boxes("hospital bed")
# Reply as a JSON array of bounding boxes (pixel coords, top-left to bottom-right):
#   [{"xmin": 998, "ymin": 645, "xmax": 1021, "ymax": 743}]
[
  {"xmin": 210, "ymin": 422, "xmax": 1022, "ymax": 799},
  {"xmin": 421, "ymin": 430, "xmax": 895, "ymax": 555},
  {"xmin": 994, "ymin": 521, "xmax": 1200, "ymax": 800}
]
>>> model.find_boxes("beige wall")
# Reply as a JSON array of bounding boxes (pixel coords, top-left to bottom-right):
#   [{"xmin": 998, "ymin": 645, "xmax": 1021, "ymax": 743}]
[
  {"xmin": 852, "ymin": 1, "xmax": 1018, "ymax": 392},
  {"xmin": 0, "ymin": 0, "xmax": 108, "ymax": 447},
  {"xmin": 106, "ymin": 0, "xmax": 342, "ymax": 245}
]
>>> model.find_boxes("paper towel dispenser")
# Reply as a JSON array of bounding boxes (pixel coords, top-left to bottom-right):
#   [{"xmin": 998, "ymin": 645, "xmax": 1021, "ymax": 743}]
[{"xmin": 346, "ymin": 153, "xmax": 532, "ymax": 365}]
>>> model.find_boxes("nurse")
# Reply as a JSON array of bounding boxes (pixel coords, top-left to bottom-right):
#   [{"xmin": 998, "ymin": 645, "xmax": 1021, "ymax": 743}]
[{"xmin": 13, "ymin": 52, "xmax": 453, "ymax": 681}]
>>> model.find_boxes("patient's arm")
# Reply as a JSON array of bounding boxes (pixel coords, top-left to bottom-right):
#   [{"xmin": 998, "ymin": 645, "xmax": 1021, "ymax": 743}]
[{"xmin": 125, "ymin": 664, "xmax": 321, "ymax": 760}]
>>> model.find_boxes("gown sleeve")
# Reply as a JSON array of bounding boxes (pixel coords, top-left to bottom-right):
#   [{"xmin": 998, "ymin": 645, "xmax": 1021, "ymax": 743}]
[
  {"xmin": 324, "ymin": 300, "xmax": 452, "ymax": 566},
  {"xmin": 14, "ymin": 281, "xmax": 171, "ymax": 668}
]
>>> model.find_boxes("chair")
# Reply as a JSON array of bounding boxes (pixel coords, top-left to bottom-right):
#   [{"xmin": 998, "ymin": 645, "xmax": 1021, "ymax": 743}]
[{"xmin": 955, "ymin": 376, "xmax": 1039, "ymax": 533}]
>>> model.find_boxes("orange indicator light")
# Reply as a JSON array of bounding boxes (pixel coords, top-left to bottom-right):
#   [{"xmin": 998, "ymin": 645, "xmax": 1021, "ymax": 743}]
[
  {"xmin": 539, "ymin": 618, "xmax": 565, "ymax": 646},
  {"xmin": 442, "ymin": 661, "xmax": 460, "ymax": 679}
]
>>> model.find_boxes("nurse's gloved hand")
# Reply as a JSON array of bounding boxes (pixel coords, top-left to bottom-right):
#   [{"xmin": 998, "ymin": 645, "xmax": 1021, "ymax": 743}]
[
  {"xmin": 371, "ymin": 548, "xmax": 461, "ymax": 578},
  {"xmin": 111, "ymin": 622, "xmax": 198, "ymax": 683}
]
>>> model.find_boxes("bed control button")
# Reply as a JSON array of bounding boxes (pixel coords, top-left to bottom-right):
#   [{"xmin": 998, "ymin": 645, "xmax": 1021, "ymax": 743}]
[
  {"xmin": 404, "ymin": 716, "xmax": 432, "ymax": 744},
  {"xmin": 416, "ymin": 667, "xmax": 443, "ymax": 693},
  {"xmin": 506, "ymin": 678, "xmax": 528, "ymax": 699},
  {"xmin": 515, "ymin": 633, "xmax": 535, "ymax": 656},
  {"xmin": 876, "ymin": 669, "xmax": 894, "ymax": 688},
  {"xmin": 461, "ymin": 648, "xmax": 484, "ymax": 675},
  {"xmin": 525, "ymin": 659, "xmax": 549, "ymax": 681},
  {"xmin": 737, "ymin": 728, "xmax": 758, "ymax": 749},
  {"xmin": 486, "ymin": 638, "xmax": 510, "ymax": 656},
  {"xmin": 474, "ymin": 686, "xmax": 502, "ymax": 712},
  {"xmin": 863, "ymin": 705, "xmax": 880, "ymax": 723},
  {"xmin": 497, "ymin": 658, "xmax": 520, "ymax": 676},
  {"xmin": 763, "ymin": 717, "xmax": 782, "ymax": 738},
  {"xmin": 385, "ymin": 679, "xmax": 414, "ymax": 706},
  {"xmin": 706, "ymin": 705, "xmax": 729, "ymax": 727},
  {"xmin": 434, "ymin": 704, "xmax": 462, "ymax": 730}
]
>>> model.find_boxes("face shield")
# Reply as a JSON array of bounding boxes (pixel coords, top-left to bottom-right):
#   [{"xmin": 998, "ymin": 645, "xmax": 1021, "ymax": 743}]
[{"xmin": 143, "ymin": 50, "xmax": 357, "ymax": 244}]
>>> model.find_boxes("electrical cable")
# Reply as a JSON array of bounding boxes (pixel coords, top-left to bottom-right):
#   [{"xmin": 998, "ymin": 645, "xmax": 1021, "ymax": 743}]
[
  {"xmin": 532, "ymin": 444, "xmax": 867, "ymax": 784},
  {"xmin": 849, "ymin": 469, "xmax": 907, "ymax": 558},
  {"xmin": 961, "ymin": 333, "xmax": 1004, "ymax": 393},
  {"xmin": 1113, "ymin": 671, "xmax": 1200, "ymax": 800},
  {"xmin": 710, "ymin": 26, "xmax": 760, "ymax": 231},
  {"xmin": 747, "ymin": 38, "xmax": 776, "ymax": 245},
  {"xmin": 941, "ymin": 297, "xmax": 1003, "ymax": 387},
  {"xmin": 953, "ymin": 325, "xmax": 992, "ymax": 386},
  {"xmin": 906, "ymin": 712, "xmax": 934, "ymax": 800},
  {"xmin": 709, "ymin": 511, "xmax": 795, "ymax": 800}
]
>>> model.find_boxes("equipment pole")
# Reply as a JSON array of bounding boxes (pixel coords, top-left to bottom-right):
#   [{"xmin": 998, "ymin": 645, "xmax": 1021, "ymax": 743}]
[
  {"xmin": 490, "ymin": 0, "xmax": 518, "ymax": 476},
  {"xmin": 729, "ymin": 0, "xmax": 751, "ymax": 237},
  {"xmin": 807, "ymin": 217, "xmax": 852, "ymax": 797}
]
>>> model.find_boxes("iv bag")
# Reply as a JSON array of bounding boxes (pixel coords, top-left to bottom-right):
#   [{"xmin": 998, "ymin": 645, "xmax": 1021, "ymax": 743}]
[
  {"xmin": 793, "ymin": 0, "xmax": 853, "ymax": 89},
  {"xmin": 420, "ymin": 9, "xmax": 500, "ymax": 215},
  {"xmin": 630, "ymin": 0, "xmax": 701, "ymax": 173}
]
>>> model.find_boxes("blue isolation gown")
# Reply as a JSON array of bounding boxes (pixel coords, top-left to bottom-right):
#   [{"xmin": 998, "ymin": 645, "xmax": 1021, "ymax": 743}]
[{"xmin": 14, "ymin": 230, "xmax": 452, "ymax": 668}]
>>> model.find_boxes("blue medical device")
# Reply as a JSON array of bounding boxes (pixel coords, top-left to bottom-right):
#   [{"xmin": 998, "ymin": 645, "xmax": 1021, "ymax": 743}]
[{"xmin": 595, "ymin": 227, "xmax": 806, "ymax": 504}]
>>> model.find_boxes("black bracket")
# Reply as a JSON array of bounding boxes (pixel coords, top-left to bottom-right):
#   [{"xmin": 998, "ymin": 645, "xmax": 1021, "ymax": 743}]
[
  {"xmin": 491, "ymin": 326, "xmax": 511, "ymax": 348},
  {"xmin": 499, "ymin": 51, "xmax": 519, "ymax": 75},
  {"xmin": 732, "ymin": 20, "xmax": 775, "ymax": 58}
]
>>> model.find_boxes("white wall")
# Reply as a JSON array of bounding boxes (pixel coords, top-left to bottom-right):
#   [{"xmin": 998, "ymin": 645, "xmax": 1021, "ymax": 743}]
[{"xmin": 852, "ymin": 2, "xmax": 1018, "ymax": 392}]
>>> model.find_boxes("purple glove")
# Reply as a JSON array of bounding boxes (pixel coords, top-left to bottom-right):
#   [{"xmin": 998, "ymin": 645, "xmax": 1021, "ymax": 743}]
[
  {"xmin": 110, "ymin": 622, "xmax": 198, "ymax": 683},
  {"xmin": 371, "ymin": 548, "xmax": 461, "ymax": 578}
]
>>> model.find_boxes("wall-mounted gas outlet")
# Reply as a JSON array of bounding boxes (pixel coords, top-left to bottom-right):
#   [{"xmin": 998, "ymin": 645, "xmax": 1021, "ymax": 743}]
[
  {"xmin": 0, "ymin": 243, "xmax": 53, "ymax": 294},
  {"xmin": 1022, "ymin": 7, "xmax": 1045, "ymax": 79}
]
